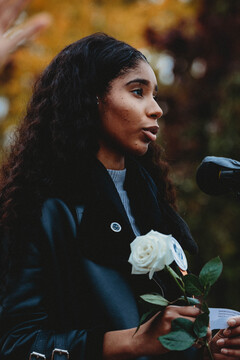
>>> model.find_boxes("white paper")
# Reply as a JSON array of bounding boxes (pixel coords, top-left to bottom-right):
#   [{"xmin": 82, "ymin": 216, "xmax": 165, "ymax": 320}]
[{"xmin": 209, "ymin": 307, "xmax": 240, "ymax": 330}]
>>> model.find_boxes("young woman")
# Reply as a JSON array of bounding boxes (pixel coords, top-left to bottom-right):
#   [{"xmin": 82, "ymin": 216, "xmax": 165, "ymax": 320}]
[{"xmin": 0, "ymin": 33, "xmax": 239, "ymax": 360}]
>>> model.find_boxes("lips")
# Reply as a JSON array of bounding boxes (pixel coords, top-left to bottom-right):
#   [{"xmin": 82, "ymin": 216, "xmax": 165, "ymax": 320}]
[{"xmin": 142, "ymin": 126, "xmax": 159, "ymax": 142}]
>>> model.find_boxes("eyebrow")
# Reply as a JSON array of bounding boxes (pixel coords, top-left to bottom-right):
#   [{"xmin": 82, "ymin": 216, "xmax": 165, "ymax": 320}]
[{"xmin": 126, "ymin": 78, "xmax": 158, "ymax": 93}]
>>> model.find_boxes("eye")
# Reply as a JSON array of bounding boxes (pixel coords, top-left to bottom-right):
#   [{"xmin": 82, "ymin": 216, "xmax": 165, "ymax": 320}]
[{"xmin": 132, "ymin": 88, "xmax": 143, "ymax": 97}]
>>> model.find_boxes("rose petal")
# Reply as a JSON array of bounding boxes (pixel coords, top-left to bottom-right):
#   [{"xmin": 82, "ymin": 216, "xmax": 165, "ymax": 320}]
[{"xmin": 129, "ymin": 230, "xmax": 182, "ymax": 278}]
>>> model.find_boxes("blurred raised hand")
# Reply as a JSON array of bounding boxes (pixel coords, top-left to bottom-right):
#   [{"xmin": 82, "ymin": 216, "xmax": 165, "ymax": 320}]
[{"xmin": 0, "ymin": 0, "xmax": 52, "ymax": 68}]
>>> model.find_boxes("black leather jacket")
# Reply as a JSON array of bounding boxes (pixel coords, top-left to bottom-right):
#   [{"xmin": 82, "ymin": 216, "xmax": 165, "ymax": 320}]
[{"xmin": 0, "ymin": 159, "xmax": 199, "ymax": 360}]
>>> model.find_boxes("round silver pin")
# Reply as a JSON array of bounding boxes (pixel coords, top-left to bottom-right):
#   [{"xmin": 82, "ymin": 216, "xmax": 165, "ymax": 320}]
[{"xmin": 110, "ymin": 222, "xmax": 122, "ymax": 232}]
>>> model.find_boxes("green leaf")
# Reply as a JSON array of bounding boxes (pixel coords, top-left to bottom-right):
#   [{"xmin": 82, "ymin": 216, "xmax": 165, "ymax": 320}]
[
  {"xmin": 199, "ymin": 257, "xmax": 223, "ymax": 287},
  {"xmin": 174, "ymin": 265, "xmax": 184, "ymax": 278},
  {"xmin": 171, "ymin": 317, "xmax": 194, "ymax": 333},
  {"xmin": 203, "ymin": 283, "xmax": 211, "ymax": 299},
  {"xmin": 179, "ymin": 296, "xmax": 200, "ymax": 306},
  {"xmin": 134, "ymin": 309, "xmax": 156, "ymax": 335},
  {"xmin": 159, "ymin": 318, "xmax": 196, "ymax": 351},
  {"xmin": 193, "ymin": 313, "xmax": 209, "ymax": 338},
  {"xmin": 201, "ymin": 302, "xmax": 210, "ymax": 314},
  {"xmin": 183, "ymin": 274, "xmax": 204, "ymax": 296},
  {"xmin": 165, "ymin": 265, "xmax": 183, "ymax": 282},
  {"xmin": 140, "ymin": 293, "xmax": 169, "ymax": 307},
  {"xmin": 139, "ymin": 309, "xmax": 155, "ymax": 326},
  {"xmin": 159, "ymin": 331, "xmax": 196, "ymax": 351}
]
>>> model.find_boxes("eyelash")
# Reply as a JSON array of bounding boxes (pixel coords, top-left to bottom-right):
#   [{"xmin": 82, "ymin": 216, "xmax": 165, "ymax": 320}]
[
  {"xmin": 131, "ymin": 88, "xmax": 158, "ymax": 101},
  {"xmin": 132, "ymin": 88, "xmax": 143, "ymax": 97}
]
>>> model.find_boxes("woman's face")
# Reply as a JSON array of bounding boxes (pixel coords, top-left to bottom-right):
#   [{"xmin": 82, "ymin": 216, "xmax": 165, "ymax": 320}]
[{"xmin": 97, "ymin": 60, "xmax": 163, "ymax": 169}]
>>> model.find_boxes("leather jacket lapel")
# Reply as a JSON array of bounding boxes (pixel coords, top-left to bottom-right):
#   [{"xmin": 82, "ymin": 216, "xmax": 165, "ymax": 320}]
[
  {"xmin": 124, "ymin": 158, "xmax": 165, "ymax": 235},
  {"xmin": 91, "ymin": 159, "xmax": 133, "ymax": 230}
]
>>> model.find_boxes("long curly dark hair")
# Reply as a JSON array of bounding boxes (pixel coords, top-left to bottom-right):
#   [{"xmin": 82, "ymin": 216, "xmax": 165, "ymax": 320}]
[{"xmin": 0, "ymin": 32, "xmax": 176, "ymax": 296}]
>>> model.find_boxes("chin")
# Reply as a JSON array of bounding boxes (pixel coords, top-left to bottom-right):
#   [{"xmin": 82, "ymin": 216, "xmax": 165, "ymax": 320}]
[{"xmin": 129, "ymin": 145, "xmax": 149, "ymax": 157}]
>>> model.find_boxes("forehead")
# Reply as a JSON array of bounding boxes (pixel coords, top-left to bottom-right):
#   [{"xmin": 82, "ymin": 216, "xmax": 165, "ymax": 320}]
[{"xmin": 112, "ymin": 61, "xmax": 158, "ymax": 89}]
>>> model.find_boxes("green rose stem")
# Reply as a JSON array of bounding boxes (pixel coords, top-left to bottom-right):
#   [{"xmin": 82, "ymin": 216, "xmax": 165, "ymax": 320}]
[
  {"xmin": 152, "ymin": 275, "xmax": 165, "ymax": 296},
  {"xmin": 164, "ymin": 265, "xmax": 190, "ymax": 305},
  {"xmin": 205, "ymin": 340, "xmax": 214, "ymax": 360}
]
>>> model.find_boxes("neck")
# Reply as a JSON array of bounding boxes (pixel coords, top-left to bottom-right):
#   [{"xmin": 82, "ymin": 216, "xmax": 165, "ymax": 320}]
[{"xmin": 97, "ymin": 147, "xmax": 125, "ymax": 170}]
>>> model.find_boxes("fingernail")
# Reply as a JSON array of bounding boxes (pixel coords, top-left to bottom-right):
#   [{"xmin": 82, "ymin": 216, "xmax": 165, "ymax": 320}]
[
  {"xmin": 221, "ymin": 348, "xmax": 228, "ymax": 354},
  {"xmin": 216, "ymin": 339, "xmax": 225, "ymax": 346},
  {"xmin": 223, "ymin": 329, "xmax": 231, "ymax": 336},
  {"xmin": 227, "ymin": 318, "xmax": 236, "ymax": 327}
]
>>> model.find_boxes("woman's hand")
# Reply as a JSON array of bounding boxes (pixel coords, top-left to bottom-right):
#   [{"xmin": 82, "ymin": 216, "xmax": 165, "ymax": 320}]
[
  {"xmin": 209, "ymin": 316, "xmax": 240, "ymax": 359},
  {"xmin": 0, "ymin": 0, "xmax": 51, "ymax": 68},
  {"xmin": 103, "ymin": 305, "xmax": 201, "ymax": 359},
  {"xmin": 135, "ymin": 305, "xmax": 201, "ymax": 356}
]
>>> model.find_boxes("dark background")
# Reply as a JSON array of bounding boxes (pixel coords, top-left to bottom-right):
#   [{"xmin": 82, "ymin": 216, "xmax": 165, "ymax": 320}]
[{"xmin": 145, "ymin": 0, "xmax": 240, "ymax": 310}]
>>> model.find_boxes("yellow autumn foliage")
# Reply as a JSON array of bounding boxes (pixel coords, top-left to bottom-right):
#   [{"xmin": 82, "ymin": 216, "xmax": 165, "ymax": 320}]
[{"xmin": 0, "ymin": 0, "xmax": 199, "ymax": 144}]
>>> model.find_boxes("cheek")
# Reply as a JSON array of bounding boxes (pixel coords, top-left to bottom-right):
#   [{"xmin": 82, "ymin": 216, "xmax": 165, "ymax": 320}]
[
  {"xmin": 100, "ymin": 96, "xmax": 140, "ymax": 136},
  {"xmin": 108, "ymin": 108, "xmax": 132, "ymax": 131},
  {"xmin": 117, "ymin": 104, "xmax": 140, "ymax": 127},
  {"xmin": 110, "ymin": 95, "xmax": 136, "ymax": 120},
  {"xmin": 120, "ymin": 110, "xmax": 133, "ymax": 126}
]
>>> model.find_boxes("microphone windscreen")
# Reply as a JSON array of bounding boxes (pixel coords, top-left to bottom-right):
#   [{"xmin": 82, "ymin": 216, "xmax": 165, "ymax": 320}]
[
  {"xmin": 196, "ymin": 156, "xmax": 239, "ymax": 195},
  {"xmin": 196, "ymin": 159, "xmax": 225, "ymax": 195},
  {"xmin": 196, "ymin": 156, "xmax": 240, "ymax": 195}
]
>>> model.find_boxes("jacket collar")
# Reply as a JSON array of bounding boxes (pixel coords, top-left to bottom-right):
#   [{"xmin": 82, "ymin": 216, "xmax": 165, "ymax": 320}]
[
  {"xmin": 85, "ymin": 156, "xmax": 198, "ymax": 254},
  {"xmin": 124, "ymin": 157, "xmax": 165, "ymax": 234},
  {"xmin": 89, "ymin": 158, "xmax": 135, "ymax": 234},
  {"xmin": 89, "ymin": 157, "xmax": 165, "ymax": 235}
]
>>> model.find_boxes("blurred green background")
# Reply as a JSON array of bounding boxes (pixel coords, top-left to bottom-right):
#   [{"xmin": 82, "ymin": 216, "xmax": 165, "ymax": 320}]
[{"xmin": 1, "ymin": 0, "xmax": 240, "ymax": 310}]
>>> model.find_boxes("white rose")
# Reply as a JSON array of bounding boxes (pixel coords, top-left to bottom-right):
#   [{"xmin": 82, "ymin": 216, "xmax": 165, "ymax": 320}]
[{"xmin": 128, "ymin": 230, "xmax": 175, "ymax": 279}]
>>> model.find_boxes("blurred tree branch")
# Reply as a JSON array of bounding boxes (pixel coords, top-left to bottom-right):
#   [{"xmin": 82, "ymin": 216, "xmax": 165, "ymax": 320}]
[{"xmin": 0, "ymin": 0, "xmax": 52, "ymax": 68}]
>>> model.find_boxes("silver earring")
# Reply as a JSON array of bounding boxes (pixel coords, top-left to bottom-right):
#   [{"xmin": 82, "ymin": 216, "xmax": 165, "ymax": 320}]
[{"xmin": 96, "ymin": 96, "xmax": 99, "ymax": 105}]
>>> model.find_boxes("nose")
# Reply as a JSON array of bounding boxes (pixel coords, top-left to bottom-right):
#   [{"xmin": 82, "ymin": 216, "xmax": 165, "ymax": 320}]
[{"xmin": 147, "ymin": 99, "xmax": 163, "ymax": 120}]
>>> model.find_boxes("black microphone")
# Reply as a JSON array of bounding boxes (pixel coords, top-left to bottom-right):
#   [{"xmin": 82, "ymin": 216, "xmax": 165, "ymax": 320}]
[{"xmin": 196, "ymin": 156, "xmax": 240, "ymax": 195}]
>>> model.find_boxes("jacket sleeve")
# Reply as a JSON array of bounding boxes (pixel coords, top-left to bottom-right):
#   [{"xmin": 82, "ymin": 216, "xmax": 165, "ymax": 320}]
[{"xmin": 0, "ymin": 198, "xmax": 105, "ymax": 360}]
